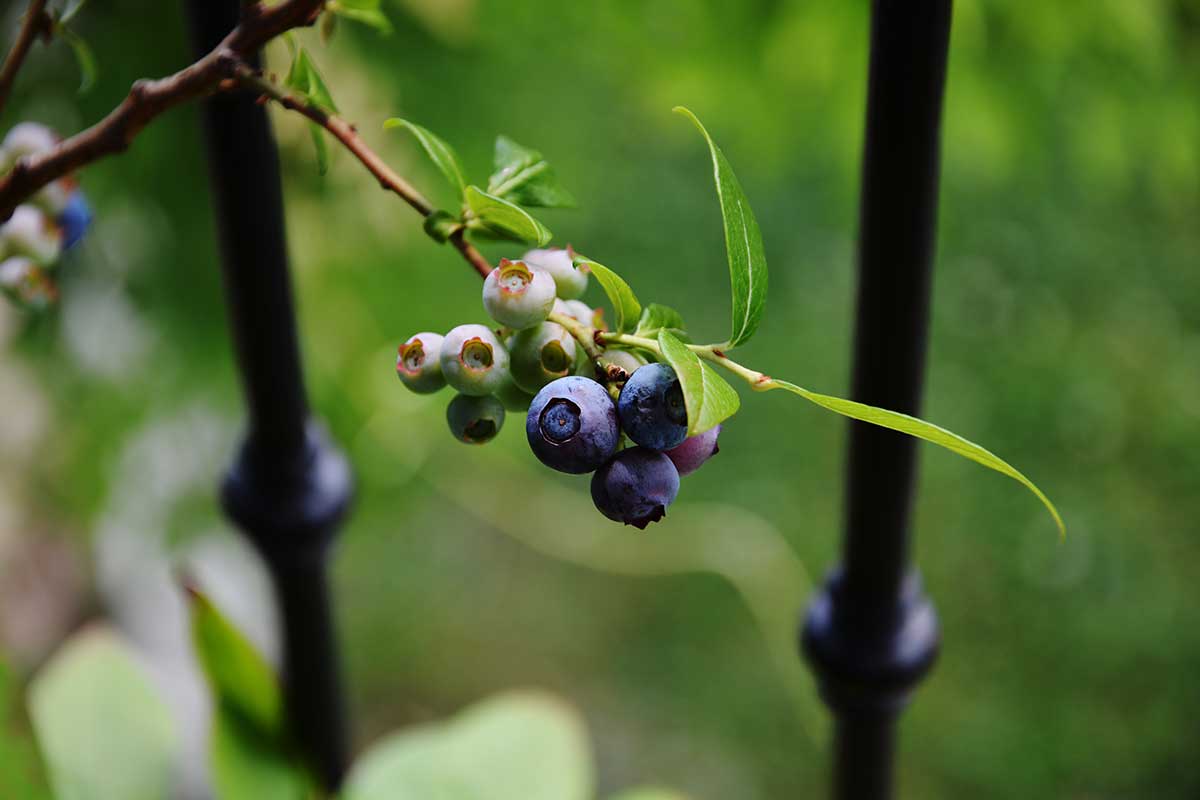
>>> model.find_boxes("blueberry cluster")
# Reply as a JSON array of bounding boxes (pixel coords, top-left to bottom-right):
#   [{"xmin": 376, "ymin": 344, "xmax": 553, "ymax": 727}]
[
  {"xmin": 0, "ymin": 123, "xmax": 92, "ymax": 308},
  {"xmin": 395, "ymin": 248, "xmax": 720, "ymax": 528}
]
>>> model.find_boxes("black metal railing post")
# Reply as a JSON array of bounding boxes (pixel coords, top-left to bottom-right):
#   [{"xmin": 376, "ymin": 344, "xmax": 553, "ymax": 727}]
[
  {"xmin": 801, "ymin": 1, "xmax": 952, "ymax": 798},
  {"xmin": 184, "ymin": 0, "xmax": 353, "ymax": 790}
]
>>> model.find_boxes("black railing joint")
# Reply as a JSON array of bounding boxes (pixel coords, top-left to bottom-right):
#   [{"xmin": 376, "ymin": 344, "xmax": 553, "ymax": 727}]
[{"xmin": 221, "ymin": 422, "xmax": 354, "ymax": 565}]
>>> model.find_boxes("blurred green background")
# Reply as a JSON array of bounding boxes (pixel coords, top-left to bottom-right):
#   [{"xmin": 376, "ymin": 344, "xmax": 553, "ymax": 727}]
[{"xmin": 2, "ymin": 0, "xmax": 1199, "ymax": 797}]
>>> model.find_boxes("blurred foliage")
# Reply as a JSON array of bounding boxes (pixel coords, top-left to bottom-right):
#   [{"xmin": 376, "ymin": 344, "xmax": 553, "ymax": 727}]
[{"xmin": 1, "ymin": 0, "xmax": 1198, "ymax": 798}]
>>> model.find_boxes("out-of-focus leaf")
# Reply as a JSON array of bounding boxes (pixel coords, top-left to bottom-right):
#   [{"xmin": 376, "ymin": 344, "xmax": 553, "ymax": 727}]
[
  {"xmin": 328, "ymin": 0, "xmax": 393, "ymax": 34},
  {"xmin": 343, "ymin": 690, "xmax": 592, "ymax": 800},
  {"xmin": 657, "ymin": 330, "xmax": 739, "ymax": 435},
  {"xmin": 28, "ymin": 627, "xmax": 176, "ymax": 800},
  {"xmin": 211, "ymin": 712, "xmax": 313, "ymax": 800},
  {"xmin": 383, "ymin": 118, "xmax": 466, "ymax": 197},
  {"xmin": 464, "ymin": 185, "xmax": 552, "ymax": 245},
  {"xmin": 769, "ymin": 379, "xmax": 1066, "ymax": 537},
  {"xmin": 576, "ymin": 258, "xmax": 640, "ymax": 333},
  {"xmin": 55, "ymin": 25, "xmax": 96, "ymax": 93},
  {"xmin": 487, "ymin": 136, "xmax": 575, "ymax": 208},
  {"xmin": 674, "ymin": 107, "xmax": 767, "ymax": 349}
]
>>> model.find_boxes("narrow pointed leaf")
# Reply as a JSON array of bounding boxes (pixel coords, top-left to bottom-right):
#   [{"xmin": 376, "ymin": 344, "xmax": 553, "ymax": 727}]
[
  {"xmin": 674, "ymin": 107, "xmax": 767, "ymax": 349},
  {"xmin": 285, "ymin": 47, "xmax": 337, "ymax": 175},
  {"xmin": 465, "ymin": 185, "xmax": 552, "ymax": 245},
  {"xmin": 187, "ymin": 588, "xmax": 317, "ymax": 799},
  {"xmin": 487, "ymin": 136, "xmax": 575, "ymax": 208},
  {"xmin": 384, "ymin": 118, "xmax": 466, "ymax": 197},
  {"xmin": 769, "ymin": 379, "xmax": 1065, "ymax": 537},
  {"xmin": 658, "ymin": 330, "xmax": 740, "ymax": 435},
  {"xmin": 577, "ymin": 258, "xmax": 640, "ymax": 333}
]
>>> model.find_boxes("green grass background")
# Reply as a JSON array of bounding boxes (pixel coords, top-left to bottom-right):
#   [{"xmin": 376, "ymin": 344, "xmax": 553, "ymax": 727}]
[{"xmin": 2, "ymin": 0, "xmax": 1199, "ymax": 797}]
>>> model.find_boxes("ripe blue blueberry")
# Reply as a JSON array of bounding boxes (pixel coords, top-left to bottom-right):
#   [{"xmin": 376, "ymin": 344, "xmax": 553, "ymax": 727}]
[
  {"xmin": 665, "ymin": 424, "xmax": 721, "ymax": 476},
  {"xmin": 395, "ymin": 332, "xmax": 446, "ymax": 394},
  {"xmin": 57, "ymin": 191, "xmax": 92, "ymax": 250},
  {"xmin": 617, "ymin": 363, "xmax": 688, "ymax": 451},
  {"xmin": 446, "ymin": 394, "xmax": 505, "ymax": 444},
  {"xmin": 523, "ymin": 248, "xmax": 588, "ymax": 299},
  {"xmin": 590, "ymin": 447, "xmax": 680, "ymax": 529},
  {"xmin": 482, "ymin": 259, "xmax": 556, "ymax": 329},
  {"xmin": 526, "ymin": 376, "xmax": 620, "ymax": 474},
  {"xmin": 439, "ymin": 324, "xmax": 511, "ymax": 396},
  {"xmin": 509, "ymin": 321, "xmax": 577, "ymax": 394}
]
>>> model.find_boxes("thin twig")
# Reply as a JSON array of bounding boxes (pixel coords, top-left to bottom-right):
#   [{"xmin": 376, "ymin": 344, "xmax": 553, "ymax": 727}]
[
  {"xmin": 0, "ymin": 0, "xmax": 50, "ymax": 117},
  {"xmin": 0, "ymin": 0, "xmax": 326, "ymax": 220},
  {"xmin": 232, "ymin": 61, "xmax": 495, "ymax": 279}
]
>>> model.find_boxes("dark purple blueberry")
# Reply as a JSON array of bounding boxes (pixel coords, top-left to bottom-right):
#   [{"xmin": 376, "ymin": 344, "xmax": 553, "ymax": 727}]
[
  {"xmin": 57, "ymin": 191, "xmax": 92, "ymax": 250},
  {"xmin": 617, "ymin": 363, "xmax": 688, "ymax": 451},
  {"xmin": 665, "ymin": 424, "xmax": 721, "ymax": 476},
  {"xmin": 590, "ymin": 447, "xmax": 680, "ymax": 529},
  {"xmin": 526, "ymin": 376, "xmax": 620, "ymax": 473}
]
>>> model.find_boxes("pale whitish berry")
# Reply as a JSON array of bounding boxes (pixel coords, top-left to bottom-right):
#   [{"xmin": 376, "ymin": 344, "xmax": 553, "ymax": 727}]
[
  {"xmin": 395, "ymin": 332, "xmax": 446, "ymax": 394},
  {"xmin": 482, "ymin": 259, "xmax": 556, "ymax": 329},
  {"xmin": 523, "ymin": 248, "xmax": 588, "ymax": 299},
  {"xmin": 446, "ymin": 394, "xmax": 505, "ymax": 444},
  {"xmin": 0, "ymin": 257, "xmax": 55, "ymax": 307},
  {"xmin": 0, "ymin": 123, "xmax": 57, "ymax": 171},
  {"xmin": 0, "ymin": 206, "xmax": 62, "ymax": 266},
  {"xmin": 509, "ymin": 321, "xmax": 578, "ymax": 394},
  {"xmin": 597, "ymin": 349, "xmax": 647, "ymax": 377},
  {"xmin": 439, "ymin": 324, "xmax": 511, "ymax": 396}
]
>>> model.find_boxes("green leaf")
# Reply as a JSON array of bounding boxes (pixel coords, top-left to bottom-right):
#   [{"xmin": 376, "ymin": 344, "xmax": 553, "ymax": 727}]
[
  {"xmin": 328, "ymin": 0, "xmax": 393, "ymax": 33},
  {"xmin": 285, "ymin": 47, "xmax": 338, "ymax": 175},
  {"xmin": 56, "ymin": 25, "xmax": 96, "ymax": 93},
  {"xmin": 187, "ymin": 587, "xmax": 316, "ymax": 799},
  {"xmin": 674, "ymin": 107, "xmax": 767, "ymax": 349},
  {"xmin": 210, "ymin": 712, "xmax": 313, "ymax": 800},
  {"xmin": 28, "ymin": 627, "xmax": 177, "ymax": 800},
  {"xmin": 607, "ymin": 790, "xmax": 691, "ymax": 800},
  {"xmin": 487, "ymin": 136, "xmax": 575, "ymax": 208},
  {"xmin": 657, "ymin": 330, "xmax": 740, "ymax": 435},
  {"xmin": 464, "ymin": 185, "xmax": 553, "ymax": 245},
  {"xmin": 383, "ymin": 118, "xmax": 466, "ymax": 197},
  {"xmin": 188, "ymin": 588, "xmax": 284, "ymax": 736},
  {"xmin": 344, "ymin": 690, "xmax": 592, "ymax": 800},
  {"xmin": 633, "ymin": 303, "xmax": 687, "ymax": 340},
  {"xmin": 577, "ymin": 258, "xmax": 641, "ymax": 333},
  {"xmin": 769, "ymin": 379, "xmax": 1066, "ymax": 537}
]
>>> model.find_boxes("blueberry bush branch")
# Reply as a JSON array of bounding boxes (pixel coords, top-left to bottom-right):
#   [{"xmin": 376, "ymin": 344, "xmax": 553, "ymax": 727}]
[
  {"xmin": 0, "ymin": 0, "xmax": 51, "ymax": 116},
  {"xmin": 0, "ymin": 0, "xmax": 327, "ymax": 220}
]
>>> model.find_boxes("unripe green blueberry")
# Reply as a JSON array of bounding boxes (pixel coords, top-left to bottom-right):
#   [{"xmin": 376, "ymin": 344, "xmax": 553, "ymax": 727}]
[
  {"xmin": 446, "ymin": 394, "xmax": 505, "ymax": 444},
  {"xmin": 482, "ymin": 259, "xmax": 556, "ymax": 329},
  {"xmin": 495, "ymin": 377, "xmax": 535, "ymax": 412},
  {"xmin": 509, "ymin": 321, "xmax": 578, "ymax": 394},
  {"xmin": 561, "ymin": 298, "xmax": 600, "ymax": 326},
  {"xmin": 599, "ymin": 349, "xmax": 648, "ymax": 377},
  {"xmin": 395, "ymin": 332, "xmax": 446, "ymax": 394},
  {"xmin": 439, "ymin": 324, "xmax": 511, "ymax": 396},
  {"xmin": 0, "ymin": 206, "xmax": 61, "ymax": 266},
  {"xmin": 523, "ymin": 248, "xmax": 588, "ymax": 299}
]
